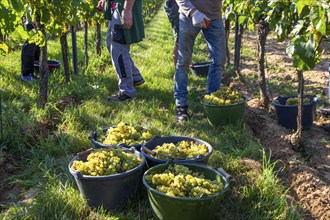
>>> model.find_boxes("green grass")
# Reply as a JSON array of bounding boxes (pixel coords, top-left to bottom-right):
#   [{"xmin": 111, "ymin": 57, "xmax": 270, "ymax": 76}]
[{"xmin": 0, "ymin": 6, "xmax": 301, "ymax": 220}]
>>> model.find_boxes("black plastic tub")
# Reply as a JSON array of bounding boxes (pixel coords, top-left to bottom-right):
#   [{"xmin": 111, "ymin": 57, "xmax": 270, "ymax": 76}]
[
  {"xmin": 141, "ymin": 136, "xmax": 213, "ymax": 168},
  {"xmin": 34, "ymin": 60, "xmax": 61, "ymax": 73},
  {"xmin": 88, "ymin": 126, "xmax": 151, "ymax": 151},
  {"xmin": 272, "ymin": 95, "xmax": 316, "ymax": 130},
  {"xmin": 68, "ymin": 147, "xmax": 146, "ymax": 211},
  {"xmin": 190, "ymin": 62, "xmax": 211, "ymax": 77},
  {"xmin": 89, "ymin": 133, "xmax": 143, "ymax": 151}
]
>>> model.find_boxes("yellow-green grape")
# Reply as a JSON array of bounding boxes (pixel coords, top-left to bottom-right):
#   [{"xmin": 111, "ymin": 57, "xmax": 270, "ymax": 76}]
[
  {"xmin": 285, "ymin": 97, "xmax": 310, "ymax": 105},
  {"xmin": 152, "ymin": 141, "xmax": 208, "ymax": 160},
  {"xmin": 203, "ymin": 86, "xmax": 244, "ymax": 105},
  {"xmin": 102, "ymin": 122, "xmax": 157, "ymax": 145},
  {"xmin": 145, "ymin": 165, "xmax": 223, "ymax": 198},
  {"xmin": 273, "ymin": 100, "xmax": 280, "ymax": 104},
  {"xmin": 141, "ymin": 130, "xmax": 153, "ymax": 140},
  {"xmin": 71, "ymin": 148, "xmax": 141, "ymax": 176}
]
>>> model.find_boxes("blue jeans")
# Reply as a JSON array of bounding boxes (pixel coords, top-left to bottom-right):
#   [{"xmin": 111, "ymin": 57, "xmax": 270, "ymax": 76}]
[
  {"xmin": 174, "ymin": 13, "xmax": 226, "ymax": 107},
  {"xmin": 164, "ymin": 0, "xmax": 179, "ymax": 45}
]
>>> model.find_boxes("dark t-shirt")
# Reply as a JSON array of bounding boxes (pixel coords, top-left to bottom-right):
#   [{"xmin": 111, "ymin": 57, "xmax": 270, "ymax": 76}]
[{"xmin": 116, "ymin": 0, "xmax": 145, "ymax": 44}]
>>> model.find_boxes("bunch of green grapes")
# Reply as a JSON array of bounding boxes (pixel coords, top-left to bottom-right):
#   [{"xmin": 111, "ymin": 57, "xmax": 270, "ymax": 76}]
[
  {"xmin": 203, "ymin": 86, "xmax": 244, "ymax": 105},
  {"xmin": 285, "ymin": 97, "xmax": 311, "ymax": 105},
  {"xmin": 273, "ymin": 99, "xmax": 280, "ymax": 105},
  {"xmin": 71, "ymin": 148, "xmax": 141, "ymax": 176},
  {"xmin": 152, "ymin": 141, "xmax": 208, "ymax": 160},
  {"xmin": 145, "ymin": 164, "xmax": 223, "ymax": 198},
  {"xmin": 103, "ymin": 122, "xmax": 156, "ymax": 145}
]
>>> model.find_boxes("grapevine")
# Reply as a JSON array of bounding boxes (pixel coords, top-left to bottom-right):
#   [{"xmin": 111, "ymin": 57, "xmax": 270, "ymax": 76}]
[
  {"xmin": 71, "ymin": 148, "xmax": 141, "ymax": 176},
  {"xmin": 145, "ymin": 164, "xmax": 223, "ymax": 198},
  {"xmin": 152, "ymin": 140, "xmax": 208, "ymax": 160}
]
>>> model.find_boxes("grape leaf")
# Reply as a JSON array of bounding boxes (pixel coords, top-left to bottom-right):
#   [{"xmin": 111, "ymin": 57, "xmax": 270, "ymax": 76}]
[{"xmin": 0, "ymin": 42, "xmax": 9, "ymax": 54}]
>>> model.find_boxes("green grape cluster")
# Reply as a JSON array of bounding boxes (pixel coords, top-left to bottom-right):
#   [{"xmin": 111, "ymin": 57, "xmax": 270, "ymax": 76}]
[
  {"xmin": 71, "ymin": 148, "xmax": 142, "ymax": 176},
  {"xmin": 285, "ymin": 97, "xmax": 311, "ymax": 105},
  {"xmin": 203, "ymin": 86, "xmax": 244, "ymax": 105},
  {"xmin": 273, "ymin": 100, "xmax": 280, "ymax": 104},
  {"xmin": 145, "ymin": 164, "xmax": 223, "ymax": 198},
  {"xmin": 152, "ymin": 140, "xmax": 208, "ymax": 160},
  {"xmin": 103, "ymin": 122, "xmax": 156, "ymax": 146}
]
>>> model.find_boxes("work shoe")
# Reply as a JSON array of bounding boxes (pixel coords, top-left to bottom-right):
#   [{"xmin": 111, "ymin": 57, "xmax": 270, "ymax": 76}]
[
  {"xmin": 21, "ymin": 74, "xmax": 38, "ymax": 81},
  {"xmin": 176, "ymin": 106, "xmax": 189, "ymax": 122},
  {"xmin": 108, "ymin": 92, "xmax": 132, "ymax": 102},
  {"xmin": 133, "ymin": 78, "xmax": 145, "ymax": 87}
]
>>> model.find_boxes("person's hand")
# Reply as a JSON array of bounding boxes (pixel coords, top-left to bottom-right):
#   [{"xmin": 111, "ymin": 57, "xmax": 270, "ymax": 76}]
[
  {"xmin": 191, "ymin": 10, "xmax": 210, "ymax": 29},
  {"xmin": 97, "ymin": 0, "xmax": 104, "ymax": 12},
  {"xmin": 122, "ymin": 9, "xmax": 133, "ymax": 29}
]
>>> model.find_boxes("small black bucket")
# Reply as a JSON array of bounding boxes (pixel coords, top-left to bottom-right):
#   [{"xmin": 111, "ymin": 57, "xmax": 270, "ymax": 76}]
[
  {"xmin": 190, "ymin": 62, "xmax": 211, "ymax": 77},
  {"xmin": 272, "ymin": 95, "xmax": 316, "ymax": 130},
  {"xmin": 68, "ymin": 147, "xmax": 146, "ymax": 211},
  {"xmin": 141, "ymin": 136, "xmax": 213, "ymax": 168},
  {"xmin": 34, "ymin": 60, "xmax": 61, "ymax": 73}
]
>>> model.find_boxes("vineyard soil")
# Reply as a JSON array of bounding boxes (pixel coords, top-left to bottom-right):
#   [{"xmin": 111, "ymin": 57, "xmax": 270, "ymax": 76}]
[{"xmin": 240, "ymin": 34, "xmax": 330, "ymax": 220}]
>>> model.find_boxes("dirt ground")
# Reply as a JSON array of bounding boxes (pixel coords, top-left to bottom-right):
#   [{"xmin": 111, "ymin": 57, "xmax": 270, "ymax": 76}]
[{"xmin": 240, "ymin": 33, "xmax": 330, "ymax": 220}]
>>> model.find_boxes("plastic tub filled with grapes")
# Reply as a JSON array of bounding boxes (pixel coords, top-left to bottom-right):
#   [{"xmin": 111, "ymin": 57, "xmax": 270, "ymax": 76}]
[
  {"xmin": 89, "ymin": 122, "xmax": 159, "ymax": 151},
  {"xmin": 143, "ymin": 163, "xmax": 230, "ymax": 220},
  {"xmin": 141, "ymin": 136, "xmax": 213, "ymax": 167},
  {"xmin": 201, "ymin": 86, "xmax": 247, "ymax": 127},
  {"xmin": 68, "ymin": 147, "xmax": 146, "ymax": 211}
]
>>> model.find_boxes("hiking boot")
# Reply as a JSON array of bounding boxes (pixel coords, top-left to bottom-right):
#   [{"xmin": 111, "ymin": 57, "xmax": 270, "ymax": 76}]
[
  {"xmin": 176, "ymin": 106, "xmax": 189, "ymax": 122},
  {"xmin": 108, "ymin": 92, "xmax": 132, "ymax": 102},
  {"xmin": 21, "ymin": 74, "xmax": 38, "ymax": 81},
  {"xmin": 133, "ymin": 78, "xmax": 145, "ymax": 87}
]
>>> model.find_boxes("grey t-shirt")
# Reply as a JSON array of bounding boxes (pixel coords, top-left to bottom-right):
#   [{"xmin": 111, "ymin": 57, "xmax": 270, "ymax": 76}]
[{"xmin": 175, "ymin": 0, "xmax": 222, "ymax": 20}]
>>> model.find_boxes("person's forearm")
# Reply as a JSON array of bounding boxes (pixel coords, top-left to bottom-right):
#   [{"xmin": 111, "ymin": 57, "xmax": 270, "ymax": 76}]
[
  {"xmin": 97, "ymin": 0, "xmax": 106, "ymax": 12},
  {"xmin": 122, "ymin": 0, "xmax": 135, "ymax": 29},
  {"xmin": 175, "ymin": 0, "xmax": 195, "ymax": 17},
  {"xmin": 124, "ymin": 0, "xmax": 135, "ymax": 11}
]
